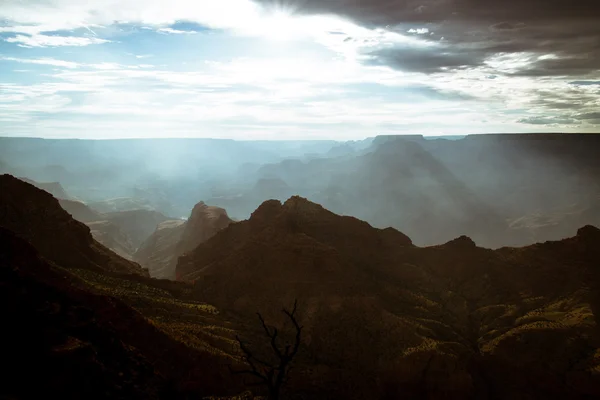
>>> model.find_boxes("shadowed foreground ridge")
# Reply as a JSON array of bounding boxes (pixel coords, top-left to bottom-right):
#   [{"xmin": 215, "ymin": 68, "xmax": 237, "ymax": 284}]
[
  {"xmin": 178, "ymin": 196, "xmax": 600, "ymax": 399},
  {"xmin": 2, "ymin": 174, "xmax": 600, "ymax": 399}
]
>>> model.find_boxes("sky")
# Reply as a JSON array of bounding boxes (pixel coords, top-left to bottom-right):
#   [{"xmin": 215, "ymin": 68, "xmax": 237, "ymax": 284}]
[{"xmin": 0, "ymin": 0, "xmax": 599, "ymax": 139}]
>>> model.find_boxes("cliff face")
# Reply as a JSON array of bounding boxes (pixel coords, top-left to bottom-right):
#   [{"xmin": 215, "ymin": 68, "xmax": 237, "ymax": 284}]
[
  {"xmin": 177, "ymin": 196, "xmax": 600, "ymax": 400},
  {"xmin": 0, "ymin": 174, "xmax": 148, "ymax": 277},
  {"xmin": 134, "ymin": 202, "xmax": 232, "ymax": 279},
  {"xmin": 134, "ymin": 220, "xmax": 186, "ymax": 279},
  {"xmin": 104, "ymin": 210, "xmax": 170, "ymax": 249}
]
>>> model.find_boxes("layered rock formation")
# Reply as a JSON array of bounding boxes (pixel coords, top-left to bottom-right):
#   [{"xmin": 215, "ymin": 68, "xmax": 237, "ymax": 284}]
[
  {"xmin": 0, "ymin": 174, "xmax": 148, "ymax": 276},
  {"xmin": 177, "ymin": 196, "xmax": 600, "ymax": 400},
  {"xmin": 135, "ymin": 202, "xmax": 232, "ymax": 279}
]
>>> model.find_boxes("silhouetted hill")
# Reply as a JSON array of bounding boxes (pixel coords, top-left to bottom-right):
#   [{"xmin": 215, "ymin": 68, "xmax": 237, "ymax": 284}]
[
  {"xmin": 135, "ymin": 201, "xmax": 232, "ymax": 279},
  {"xmin": 0, "ymin": 174, "xmax": 148, "ymax": 276},
  {"xmin": 177, "ymin": 196, "xmax": 600, "ymax": 399}
]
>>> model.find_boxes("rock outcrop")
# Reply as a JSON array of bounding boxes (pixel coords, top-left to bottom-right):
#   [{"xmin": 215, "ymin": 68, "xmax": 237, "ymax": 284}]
[
  {"xmin": 134, "ymin": 202, "xmax": 232, "ymax": 279},
  {"xmin": 177, "ymin": 202, "xmax": 233, "ymax": 255}
]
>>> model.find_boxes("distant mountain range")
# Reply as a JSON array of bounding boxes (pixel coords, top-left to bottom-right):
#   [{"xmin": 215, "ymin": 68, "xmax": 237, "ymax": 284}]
[{"xmin": 3, "ymin": 134, "xmax": 599, "ymax": 248}]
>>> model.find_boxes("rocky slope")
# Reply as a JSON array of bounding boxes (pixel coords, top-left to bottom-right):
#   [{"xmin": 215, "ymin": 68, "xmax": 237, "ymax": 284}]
[
  {"xmin": 135, "ymin": 202, "xmax": 232, "ymax": 279},
  {"xmin": 0, "ymin": 174, "xmax": 148, "ymax": 276},
  {"xmin": 177, "ymin": 196, "xmax": 600, "ymax": 400}
]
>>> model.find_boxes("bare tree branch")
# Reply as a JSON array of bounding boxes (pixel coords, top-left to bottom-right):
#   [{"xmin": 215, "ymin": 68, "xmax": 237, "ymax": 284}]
[{"xmin": 229, "ymin": 299, "xmax": 303, "ymax": 400}]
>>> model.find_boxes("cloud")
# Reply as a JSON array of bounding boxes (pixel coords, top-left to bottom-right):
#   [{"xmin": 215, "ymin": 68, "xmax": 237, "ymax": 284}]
[
  {"xmin": 1, "ymin": 56, "xmax": 80, "ymax": 69},
  {"xmin": 252, "ymin": 0, "xmax": 600, "ymax": 78},
  {"xmin": 408, "ymin": 28, "xmax": 429, "ymax": 34},
  {"xmin": 0, "ymin": 0, "xmax": 598, "ymax": 137},
  {"xmin": 2, "ymin": 0, "xmax": 594, "ymax": 77},
  {"xmin": 4, "ymin": 34, "xmax": 111, "ymax": 47},
  {"xmin": 157, "ymin": 28, "xmax": 198, "ymax": 34},
  {"xmin": 0, "ymin": 0, "xmax": 263, "ymax": 33}
]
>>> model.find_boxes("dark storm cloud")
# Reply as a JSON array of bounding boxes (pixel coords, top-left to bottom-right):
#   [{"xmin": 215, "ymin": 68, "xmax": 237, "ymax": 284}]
[
  {"xmin": 256, "ymin": 0, "xmax": 600, "ymax": 25},
  {"xmin": 490, "ymin": 22, "xmax": 525, "ymax": 31},
  {"xmin": 364, "ymin": 46, "xmax": 484, "ymax": 73},
  {"xmin": 255, "ymin": 0, "xmax": 600, "ymax": 77},
  {"xmin": 529, "ymin": 88, "xmax": 600, "ymax": 111},
  {"xmin": 517, "ymin": 116, "xmax": 578, "ymax": 125},
  {"xmin": 575, "ymin": 112, "xmax": 600, "ymax": 120},
  {"xmin": 570, "ymin": 81, "xmax": 600, "ymax": 86}
]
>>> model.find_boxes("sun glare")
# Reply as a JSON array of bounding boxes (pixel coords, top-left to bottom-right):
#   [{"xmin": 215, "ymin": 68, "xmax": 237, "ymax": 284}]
[{"xmin": 260, "ymin": 9, "xmax": 304, "ymax": 41}]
